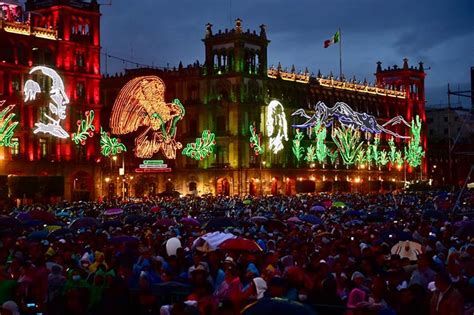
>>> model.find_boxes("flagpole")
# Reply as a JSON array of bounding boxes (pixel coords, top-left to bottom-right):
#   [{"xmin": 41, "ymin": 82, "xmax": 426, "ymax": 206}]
[{"xmin": 339, "ymin": 27, "xmax": 343, "ymax": 79}]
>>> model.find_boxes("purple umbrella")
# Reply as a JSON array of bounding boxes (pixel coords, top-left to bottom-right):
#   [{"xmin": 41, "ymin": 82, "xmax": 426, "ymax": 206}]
[
  {"xmin": 309, "ymin": 205, "xmax": 326, "ymax": 213},
  {"xmin": 180, "ymin": 217, "xmax": 200, "ymax": 226},
  {"xmin": 104, "ymin": 208, "xmax": 124, "ymax": 216}
]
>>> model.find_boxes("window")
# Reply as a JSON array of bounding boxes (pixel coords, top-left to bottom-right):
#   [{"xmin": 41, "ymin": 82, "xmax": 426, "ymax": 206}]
[
  {"xmin": 39, "ymin": 138, "xmax": 48, "ymax": 158},
  {"xmin": 444, "ymin": 128, "xmax": 448, "ymax": 135},
  {"xmin": 76, "ymin": 82, "xmax": 85, "ymax": 98},
  {"xmin": 11, "ymin": 75, "xmax": 20, "ymax": 92},
  {"xmin": 76, "ymin": 53, "xmax": 85, "ymax": 68},
  {"xmin": 10, "ymin": 138, "xmax": 19, "ymax": 157},
  {"xmin": 444, "ymin": 117, "xmax": 448, "ymax": 122},
  {"xmin": 216, "ymin": 115, "xmax": 226, "ymax": 132}
]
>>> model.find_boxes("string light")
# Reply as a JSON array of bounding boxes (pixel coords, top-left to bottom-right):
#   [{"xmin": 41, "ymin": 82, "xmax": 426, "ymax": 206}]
[
  {"xmin": 182, "ymin": 130, "xmax": 216, "ymax": 160},
  {"xmin": 71, "ymin": 110, "xmax": 95, "ymax": 145},
  {"xmin": 249, "ymin": 123, "xmax": 264, "ymax": 156},
  {"xmin": 266, "ymin": 100, "xmax": 288, "ymax": 154},
  {"xmin": 331, "ymin": 125, "xmax": 364, "ymax": 166},
  {"xmin": 100, "ymin": 127, "xmax": 126, "ymax": 157},
  {"xmin": 0, "ymin": 100, "xmax": 19, "ymax": 148},
  {"xmin": 110, "ymin": 76, "xmax": 185, "ymax": 159},
  {"xmin": 24, "ymin": 66, "xmax": 69, "ymax": 138},
  {"xmin": 292, "ymin": 128, "xmax": 304, "ymax": 162},
  {"xmin": 404, "ymin": 115, "xmax": 424, "ymax": 167},
  {"xmin": 292, "ymin": 101, "xmax": 410, "ymax": 139}
]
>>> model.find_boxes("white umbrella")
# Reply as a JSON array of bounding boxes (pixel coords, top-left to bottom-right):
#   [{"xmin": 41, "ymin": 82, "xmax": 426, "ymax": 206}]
[
  {"xmin": 391, "ymin": 240, "xmax": 422, "ymax": 261},
  {"xmin": 192, "ymin": 232, "xmax": 235, "ymax": 252}
]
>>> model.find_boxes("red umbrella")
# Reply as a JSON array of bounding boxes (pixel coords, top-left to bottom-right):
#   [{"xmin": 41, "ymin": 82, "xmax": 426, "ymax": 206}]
[
  {"xmin": 29, "ymin": 210, "xmax": 57, "ymax": 224},
  {"xmin": 151, "ymin": 206, "xmax": 161, "ymax": 213},
  {"xmin": 155, "ymin": 218, "xmax": 176, "ymax": 227},
  {"xmin": 219, "ymin": 237, "xmax": 263, "ymax": 252},
  {"xmin": 179, "ymin": 217, "xmax": 200, "ymax": 226}
]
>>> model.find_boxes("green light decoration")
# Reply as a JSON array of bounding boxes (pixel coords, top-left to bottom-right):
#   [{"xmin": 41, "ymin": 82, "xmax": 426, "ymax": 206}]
[
  {"xmin": 404, "ymin": 115, "xmax": 424, "ymax": 167},
  {"xmin": 378, "ymin": 151, "xmax": 389, "ymax": 166},
  {"xmin": 331, "ymin": 126, "xmax": 364, "ymax": 166},
  {"xmin": 182, "ymin": 130, "xmax": 216, "ymax": 160},
  {"xmin": 388, "ymin": 137, "xmax": 397, "ymax": 164},
  {"xmin": 292, "ymin": 129, "xmax": 305, "ymax": 162},
  {"xmin": 100, "ymin": 127, "xmax": 127, "ymax": 157},
  {"xmin": 328, "ymin": 150, "xmax": 338, "ymax": 165},
  {"xmin": 370, "ymin": 137, "xmax": 381, "ymax": 166},
  {"xmin": 249, "ymin": 124, "xmax": 264, "ymax": 156},
  {"xmin": 356, "ymin": 148, "xmax": 366, "ymax": 165},
  {"xmin": 315, "ymin": 122, "xmax": 330, "ymax": 163},
  {"xmin": 395, "ymin": 151, "xmax": 404, "ymax": 167},
  {"xmin": 305, "ymin": 144, "xmax": 317, "ymax": 162},
  {"xmin": 71, "ymin": 110, "xmax": 95, "ymax": 145},
  {"xmin": 0, "ymin": 101, "xmax": 19, "ymax": 148}
]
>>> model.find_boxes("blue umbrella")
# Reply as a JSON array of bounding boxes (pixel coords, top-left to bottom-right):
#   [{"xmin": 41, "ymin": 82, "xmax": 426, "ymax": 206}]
[
  {"xmin": 101, "ymin": 220, "xmax": 123, "ymax": 229},
  {"xmin": 300, "ymin": 214, "xmax": 323, "ymax": 225},
  {"xmin": 242, "ymin": 298, "xmax": 316, "ymax": 315},
  {"xmin": 28, "ymin": 230, "xmax": 49, "ymax": 240},
  {"xmin": 109, "ymin": 235, "xmax": 140, "ymax": 244},
  {"xmin": 69, "ymin": 217, "xmax": 99, "ymax": 230},
  {"xmin": 48, "ymin": 228, "xmax": 74, "ymax": 239},
  {"xmin": 422, "ymin": 210, "xmax": 447, "ymax": 221},
  {"xmin": 345, "ymin": 210, "xmax": 362, "ymax": 216},
  {"xmin": 23, "ymin": 219, "xmax": 45, "ymax": 228},
  {"xmin": 0, "ymin": 216, "xmax": 21, "ymax": 227}
]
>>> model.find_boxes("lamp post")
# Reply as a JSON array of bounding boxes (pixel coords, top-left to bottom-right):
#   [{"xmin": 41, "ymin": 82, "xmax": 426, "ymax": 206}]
[{"xmin": 260, "ymin": 160, "xmax": 266, "ymax": 195}]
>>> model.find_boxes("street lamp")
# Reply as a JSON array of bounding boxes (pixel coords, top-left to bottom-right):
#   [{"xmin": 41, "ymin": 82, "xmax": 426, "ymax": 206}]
[{"xmin": 260, "ymin": 160, "xmax": 266, "ymax": 195}]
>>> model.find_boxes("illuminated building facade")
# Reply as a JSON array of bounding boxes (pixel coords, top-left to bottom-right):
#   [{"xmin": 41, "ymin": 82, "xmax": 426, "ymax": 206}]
[
  {"xmin": 0, "ymin": 0, "xmax": 102, "ymax": 203},
  {"xmin": 101, "ymin": 19, "xmax": 427, "ymax": 197}
]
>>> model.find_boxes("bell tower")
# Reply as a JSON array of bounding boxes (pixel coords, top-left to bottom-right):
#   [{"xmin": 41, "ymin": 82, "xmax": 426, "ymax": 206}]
[{"xmin": 203, "ymin": 18, "xmax": 270, "ymax": 77}]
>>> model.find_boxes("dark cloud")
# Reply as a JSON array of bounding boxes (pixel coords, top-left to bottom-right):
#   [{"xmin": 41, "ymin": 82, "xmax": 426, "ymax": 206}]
[{"xmin": 99, "ymin": 0, "xmax": 473, "ymax": 106}]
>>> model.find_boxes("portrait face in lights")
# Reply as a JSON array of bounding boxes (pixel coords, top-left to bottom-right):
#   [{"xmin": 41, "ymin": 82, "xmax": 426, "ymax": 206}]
[
  {"xmin": 266, "ymin": 100, "xmax": 288, "ymax": 154},
  {"xmin": 24, "ymin": 66, "xmax": 70, "ymax": 138}
]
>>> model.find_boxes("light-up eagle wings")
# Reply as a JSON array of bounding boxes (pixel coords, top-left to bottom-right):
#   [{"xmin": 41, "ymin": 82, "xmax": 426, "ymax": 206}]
[{"xmin": 110, "ymin": 76, "xmax": 185, "ymax": 159}]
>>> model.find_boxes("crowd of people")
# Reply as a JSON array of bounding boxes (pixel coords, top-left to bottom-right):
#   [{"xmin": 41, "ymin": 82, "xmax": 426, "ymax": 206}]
[{"xmin": 0, "ymin": 190, "xmax": 473, "ymax": 315}]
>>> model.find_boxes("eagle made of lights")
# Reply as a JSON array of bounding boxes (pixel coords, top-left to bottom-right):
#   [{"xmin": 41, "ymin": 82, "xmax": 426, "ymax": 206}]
[
  {"xmin": 24, "ymin": 66, "xmax": 69, "ymax": 138},
  {"xmin": 110, "ymin": 76, "xmax": 185, "ymax": 159},
  {"xmin": 292, "ymin": 101, "xmax": 410, "ymax": 139}
]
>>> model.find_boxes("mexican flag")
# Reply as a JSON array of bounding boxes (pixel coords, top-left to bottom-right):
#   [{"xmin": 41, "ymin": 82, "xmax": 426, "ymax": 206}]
[{"xmin": 324, "ymin": 30, "xmax": 340, "ymax": 48}]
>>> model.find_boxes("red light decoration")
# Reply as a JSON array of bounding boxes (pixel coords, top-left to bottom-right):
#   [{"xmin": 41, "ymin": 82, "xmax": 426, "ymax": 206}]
[{"xmin": 110, "ymin": 76, "xmax": 185, "ymax": 159}]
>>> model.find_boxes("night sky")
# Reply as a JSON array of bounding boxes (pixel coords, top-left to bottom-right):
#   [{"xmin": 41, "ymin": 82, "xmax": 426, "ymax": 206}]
[{"xmin": 99, "ymin": 0, "xmax": 473, "ymax": 107}]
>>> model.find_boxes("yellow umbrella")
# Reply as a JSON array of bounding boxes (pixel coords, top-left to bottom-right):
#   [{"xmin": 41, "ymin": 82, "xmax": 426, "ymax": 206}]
[{"xmin": 46, "ymin": 225, "xmax": 62, "ymax": 232}]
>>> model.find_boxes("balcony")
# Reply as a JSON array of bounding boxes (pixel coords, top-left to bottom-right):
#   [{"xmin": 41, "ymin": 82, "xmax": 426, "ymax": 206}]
[{"xmin": 0, "ymin": 20, "xmax": 58, "ymax": 40}]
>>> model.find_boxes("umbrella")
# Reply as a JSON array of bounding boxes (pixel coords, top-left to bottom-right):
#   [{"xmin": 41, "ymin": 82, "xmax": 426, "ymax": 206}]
[
  {"xmin": 266, "ymin": 219, "xmax": 286, "ymax": 231},
  {"xmin": 23, "ymin": 219, "xmax": 46, "ymax": 228},
  {"xmin": 104, "ymin": 208, "xmax": 123, "ymax": 216},
  {"xmin": 286, "ymin": 216, "xmax": 303, "ymax": 223},
  {"xmin": 69, "ymin": 217, "xmax": 99, "ymax": 230},
  {"xmin": 192, "ymin": 232, "xmax": 236, "ymax": 252},
  {"xmin": 243, "ymin": 199, "xmax": 252, "ymax": 205},
  {"xmin": 322, "ymin": 200, "xmax": 332, "ymax": 209},
  {"xmin": 332, "ymin": 201, "xmax": 346, "ymax": 208},
  {"xmin": 0, "ymin": 216, "xmax": 21, "ymax": 227},
  {"xmin": 250, "ymin": 216, "xmax": 269, "ymax": 223},
  {"xmin": 155, "ymin": 218, "xmax": 176, "ymax": 228},
  {"xmin": 365, "ymin": 213, "xmax": 385, "ymax": 222},
  {"xmin": 455, "ymin": 221, "xmax": 474, "ymax": 238},
  {"xmin": 242, "ymin": 298, "xmax": 316, "ymax": 315},
  {"xmin": 345, "ymin": 210, "xmax": 362, "ymax": 216},
  {"xmin": 299, "ymin": 214, "xmax": 323, "ymax": 225},
  {"xmin": 309, "ymin": 205, "xmax": 326, "ymax": 213},
  {"xmin": 150, "ymin": 206, "xmax": 161, "ymax": 213},
  {"xmin": 345, "ymin": 219, "xmax": 363, "ymax": 226},
  {"xmin": 422, "ymin": 210, "xmax": 447, "ymax": 221},
  {"xmin": 124, "ymin": 215, "xmax": 154, "ymax": 225},
  {"xmin": 204, "ymin": 217, "xmax": 238, "ymax": 230},
  {"xmin": 29, "ymin": 210, "xmax": 57, "ymax": 224},
  {"xmin": 48, "ymin": 228, "xmax": 74, "ymax": 239},
  {"xmin": 15, "ymin": 212, "xmax": 31, "ymax": 221},
  {"xmin": 109, "ymin": 235, "xmax": 140, "ymax": 244},
  {"xmin": 219, "ymin": 237, "xmax": 263, "ymax": 252},
  {"xmin": 28, "ymin": 230, "xmax": 49, "ymax": 240},
  {"xmin": 45, "ymin": 225, "xmax": 62, "ymax": 232},
  {"xmin": 179, "ymin": 217, "xmax": 200, "ymax": 226},
  {"xmin": 101, "ymin": 220, "xmax": 123, "ymax": 229},
  {"xmin": 391, "ymin": 240, "xmax": 422, "ymax": 261}
]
